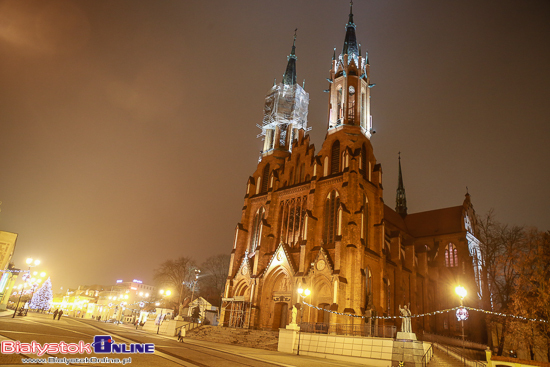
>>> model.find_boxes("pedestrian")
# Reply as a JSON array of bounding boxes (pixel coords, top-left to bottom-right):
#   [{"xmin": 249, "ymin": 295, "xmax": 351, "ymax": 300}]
[
  {"xmin": 57, "ymin": 310, "xmax": 63, "ymax": 320},
  {"xmin": 177, "ymin": 327, "xmax": 184, "ymax": 342},
  {"xmin": 53, "ymin": 309, "xmax": 58, "ymax": 320}
]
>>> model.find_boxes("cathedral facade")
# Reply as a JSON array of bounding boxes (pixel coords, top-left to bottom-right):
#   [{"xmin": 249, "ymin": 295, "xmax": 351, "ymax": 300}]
[{"xmin": 221, "ymin": 6, "xmax": 484, "ymax": 341}]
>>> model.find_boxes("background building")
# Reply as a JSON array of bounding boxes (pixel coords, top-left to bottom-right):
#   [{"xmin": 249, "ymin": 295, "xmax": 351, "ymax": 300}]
[{"xmin": 0, "ymin": 231, "xmax": 18, "ymax": 311}]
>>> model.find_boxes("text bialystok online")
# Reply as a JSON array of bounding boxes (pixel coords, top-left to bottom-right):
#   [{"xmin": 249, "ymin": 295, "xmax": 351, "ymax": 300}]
[{"xmin": 1, "ymin": 336, "xmax": 154, "ymax": 356}]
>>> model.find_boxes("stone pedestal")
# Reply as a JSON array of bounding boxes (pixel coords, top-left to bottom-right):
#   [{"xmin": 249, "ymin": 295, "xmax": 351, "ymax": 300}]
[
  {"xmin": 286, "ymin": 323, "xmax": 300, "ymax": 331},
  {"xmin": 396, "ymin": 332, "xmax": 417, "ymax": 340},
  {"xmin": 278, "ymin": 328, "xmax": 299, "ymax": 354}
]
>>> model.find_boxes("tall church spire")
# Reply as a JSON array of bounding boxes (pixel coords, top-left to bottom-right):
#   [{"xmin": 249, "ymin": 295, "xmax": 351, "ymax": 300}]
[
  {"xmin": 342, "ymin": 1, "xmax": 358, "ymax": 59},
  {"xmin": 283, "ymin": 29, "xmax": 298, "ymax": 86},
  {"xmin": 396, "ymin": 152, "xmax": 408, "ymax": 216}
]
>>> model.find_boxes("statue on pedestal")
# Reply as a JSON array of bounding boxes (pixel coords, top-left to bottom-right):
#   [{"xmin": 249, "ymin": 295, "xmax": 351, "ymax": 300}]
[
  {"xmin": 291, "ymin": 305, "xmax": 298, "ymax": 325},
  {"xmin": 399, "ymin": 304, "xmax": 412, "ymax": 333}
]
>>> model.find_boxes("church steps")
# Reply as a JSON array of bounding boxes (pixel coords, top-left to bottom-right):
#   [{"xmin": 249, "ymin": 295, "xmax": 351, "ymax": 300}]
[{"xmin": 185, "ymin": 325, "xmax": 279, "ymax": 351}]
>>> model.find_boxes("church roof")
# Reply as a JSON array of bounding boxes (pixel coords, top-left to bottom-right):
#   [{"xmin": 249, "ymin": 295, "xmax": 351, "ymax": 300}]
[
  {"xmin": 384, "ymin": 204, "xmax": 407, "ymax": 232},
  {"xmin": 384, "ymin": 204, "xmax": 464, "ymax": 238}
]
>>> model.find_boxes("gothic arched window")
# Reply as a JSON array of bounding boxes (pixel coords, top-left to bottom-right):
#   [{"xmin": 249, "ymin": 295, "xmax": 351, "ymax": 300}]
[
  {"xmin": 445, "ymin": 243, "xmax": 458, "ymax": 267},
  {"xmin": 250, "ymin": 207, "xmax": 265, "ymax": 252},
  {"xmin": 279, "ymin": 196, "xmax": 307, "ymax": 247},
  {"xmin": 361, "ymin": 145, "xmax": 367, "ymax": 179},
  {"xmin": 323, "ymin": 190, "xmax": 340, "ymax": 244},
  {"xmin": 361, "ymin": 194, "xmax": 369, "ymax": 245},
  {"xmin": 261, "ymin": 164, "xmax": 270, "ymax": 193},
  {"xmin": 361, "ymin": 91, "xmax": 366, "ymax": 128},
  {"xmin": 384, "ymin": 278, "xmax": 391, "ymax": 315},
  {"xmin": 365, "ymin": 266, "xmax": 373, "ymax": 307},
  {"xmin": 337, "ymin": 86, "xmax": 343, "ymax": 124},
  {"xmin": 331, "ymin": 140, "xmax": 340, "ymax": 175}
]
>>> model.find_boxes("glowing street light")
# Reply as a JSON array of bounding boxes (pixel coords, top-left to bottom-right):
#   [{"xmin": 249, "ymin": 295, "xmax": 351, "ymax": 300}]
[
  {"xmin": 157, "ymin": 289, "xmax": 172, "ymax": 334},
  {"xmin": 296, "ymin": 288, "xmax": 311, "ymax": 356},
  {"xmin": 455, "ymin": 285, "xmax": 467, "ymax": 354},
  {"xmin": 455, "ymin": 286, "xmax": 467, "ymax": 300},
  {"xmin": 13, "ymin": 258, "xmax": 41, "ymax": 318}
]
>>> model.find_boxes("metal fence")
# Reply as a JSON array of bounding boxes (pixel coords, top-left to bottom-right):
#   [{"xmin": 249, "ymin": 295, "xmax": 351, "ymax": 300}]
[{"xmin": 299, "ymin": 322, "xmax": 396, "ymax": 338}]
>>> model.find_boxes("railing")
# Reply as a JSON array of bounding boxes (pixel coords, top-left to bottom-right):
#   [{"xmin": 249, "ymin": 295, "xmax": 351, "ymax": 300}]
[
  {"xmin": 299, "ymin": 322, "xmax": 396, "ymax": 338},
  {"xmin": 423, "ymin": 331, "xmax": 488, "ymax": 351},
  {"xmin": 433, "ymin": 342, "xmax": 487, "ymax": 367},
  {"xmin": 421, "ymin": 343, "xmax": 433, "ymax": 367}
]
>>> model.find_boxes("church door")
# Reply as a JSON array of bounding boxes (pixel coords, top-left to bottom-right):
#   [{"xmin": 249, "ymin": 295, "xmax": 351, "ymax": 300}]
[{"xmin": 272, "ymin": 302, "xmax": 288, "ymax": 329}]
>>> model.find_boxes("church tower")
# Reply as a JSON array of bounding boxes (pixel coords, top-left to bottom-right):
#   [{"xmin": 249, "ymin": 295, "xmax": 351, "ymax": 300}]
[
  {"xmin": 259, "ymin": 32, "xmax": 309, "ymax": 155},
  {"xmin": 327, "ymin": 2, "xmax": 373, "ymax": 137}
]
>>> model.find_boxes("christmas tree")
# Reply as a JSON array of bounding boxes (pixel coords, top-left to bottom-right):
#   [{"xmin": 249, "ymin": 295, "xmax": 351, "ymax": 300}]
[{"xmin": 29, "ymin": 277, "xmax": 53, "ymax": 310}]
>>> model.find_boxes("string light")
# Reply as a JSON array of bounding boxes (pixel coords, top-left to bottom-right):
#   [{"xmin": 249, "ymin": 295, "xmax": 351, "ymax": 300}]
[{"xmin": 301, "ymin": 302, "xmax": 548, "ymax": 323}]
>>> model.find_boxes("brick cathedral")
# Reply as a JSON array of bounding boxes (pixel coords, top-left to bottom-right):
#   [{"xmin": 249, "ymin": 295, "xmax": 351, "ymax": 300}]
[{"xmin": 221, "ymin": 5, "xmax": 484, "ymax": 341}]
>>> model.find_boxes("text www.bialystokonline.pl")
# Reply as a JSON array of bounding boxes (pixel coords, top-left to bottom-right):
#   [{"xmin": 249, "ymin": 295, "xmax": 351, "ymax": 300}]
[{"xmin": 21, "ymin": 357, "xmax": 132, "ymax": 364}]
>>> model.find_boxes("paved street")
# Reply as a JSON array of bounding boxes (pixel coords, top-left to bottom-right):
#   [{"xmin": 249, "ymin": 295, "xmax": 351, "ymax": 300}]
[{"xmin": 0, "ymin": 312, "xmax": 367, "ymax": 367}]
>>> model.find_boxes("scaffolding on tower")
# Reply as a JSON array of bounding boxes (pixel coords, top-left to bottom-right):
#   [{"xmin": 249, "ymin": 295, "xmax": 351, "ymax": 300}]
[{"xmin": 257, "ymin": 83, "xmax": 310, "ymax": 157}]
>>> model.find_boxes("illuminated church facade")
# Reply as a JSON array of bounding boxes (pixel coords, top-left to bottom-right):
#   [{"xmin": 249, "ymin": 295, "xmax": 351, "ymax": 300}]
[{"xmin": 221, "ymin": 6, "xmax": 484, "ymax": 341}]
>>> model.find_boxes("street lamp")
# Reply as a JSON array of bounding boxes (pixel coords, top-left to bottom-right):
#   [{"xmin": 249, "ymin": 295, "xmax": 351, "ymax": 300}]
[
  {"xmin": 189, "ymin": 269, "xmax": 201, "ymax": 305},
  {"xmin": 296, "ymin": 288, "xmax": 311, "ymax": 356},
  {"xmin": 455, "ymin": 286, "xmax": 467, "ymax": 354},
  {"xmin": 157, "ymin": 289, "xmax": 172, "ymax": 334},
  {"xmin": 13, "ymin": 258, "xmax": 40, "ymax": 318}
]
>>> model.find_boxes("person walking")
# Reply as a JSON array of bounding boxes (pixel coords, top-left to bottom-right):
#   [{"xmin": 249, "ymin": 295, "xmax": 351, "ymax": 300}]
[
  {"xmin": 57, "ymin": 310, "xmax": 63, "ymax": 320},
  {"xmin": 53, "ymin": 309, "xmax": 58, "ymax": 320}
]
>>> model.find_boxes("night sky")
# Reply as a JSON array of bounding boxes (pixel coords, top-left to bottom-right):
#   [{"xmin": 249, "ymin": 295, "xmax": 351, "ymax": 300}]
[{"xmin": 1, "ymin": 0, "xmax": 549, "ymax": 291}]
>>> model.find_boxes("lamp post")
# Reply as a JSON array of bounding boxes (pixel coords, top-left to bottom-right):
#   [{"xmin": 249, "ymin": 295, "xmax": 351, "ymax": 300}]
[
  {"xmin": 13, "ymin": 258, "xmax": 40, "ymax": 318},
  {"xmin": 455, "ymin": 285, "xmax": 467, "ymax": 355},
  {"xmin": 189, "ymin": 269, "xmax": 200, "ymax": 305},
  {"xmin": 296, "ymin": 288, "xmax": 311, "ymax": 356},
  {"xmin": 157, "ymin": 289, "xmax": 171, "ymax": 334}
]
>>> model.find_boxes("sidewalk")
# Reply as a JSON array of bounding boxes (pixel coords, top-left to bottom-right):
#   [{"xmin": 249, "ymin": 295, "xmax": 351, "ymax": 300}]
[
  {"xmin": 131, "ymin": 324, "xmax": 368, "ymax": 367},
  {"xmin": 0, "ymin": 309, "xmax": 15, "ymax": 317}
]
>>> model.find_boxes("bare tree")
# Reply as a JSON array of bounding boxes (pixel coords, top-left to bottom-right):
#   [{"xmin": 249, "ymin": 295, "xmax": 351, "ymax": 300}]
[
  {"xmin": 478, "ymin": 210, "xmax": 526, "ymax": 355},
  {"xmin": 153, "ymin": 256, "xmax": 197, "ymax": 312},
  {"xmin": 510, "ymin": 229, "xmax": 550, "ymax": 361},
  {"xmin": 199, "ymin": 254, "xmax": 230, "ymax": 307}
]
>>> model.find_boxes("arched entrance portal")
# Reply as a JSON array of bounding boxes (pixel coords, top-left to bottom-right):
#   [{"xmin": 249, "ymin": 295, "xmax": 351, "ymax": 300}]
[
  {"xmin": 273, "ymin": 302, "xmax": 289, "ymax": 329},
  {"xmin": 224, "ymin": 281, "xmax": 251, "ymax": 328},
  {"xmin": 260, "ymin": 266, "xmax": 293, "ymax": 330}
]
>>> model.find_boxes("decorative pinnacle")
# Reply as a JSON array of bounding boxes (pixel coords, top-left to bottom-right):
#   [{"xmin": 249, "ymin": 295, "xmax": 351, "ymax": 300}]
[
  {"xmin": 283, "ymin": 29, "xmax": 298, "ymax": 85},
  {"xmin": 396, "ymin": 152, "xmax": 408, "ymax": 216},
  {"xmin": 348, "ymin": 0, "xmax": 354, "ymax": 25},
  {"xmin": 290, "ymin": 28, "xmax": 297, "ymax": 57}
]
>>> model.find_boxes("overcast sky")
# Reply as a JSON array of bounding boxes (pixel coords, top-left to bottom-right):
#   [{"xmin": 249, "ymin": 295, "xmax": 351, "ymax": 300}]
[{"xmin": 1, "ymin": 0, "xmax": 548, "ymax": 291}]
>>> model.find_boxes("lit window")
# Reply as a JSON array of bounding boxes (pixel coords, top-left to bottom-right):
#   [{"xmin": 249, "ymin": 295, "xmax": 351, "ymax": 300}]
[{"xmin": 445, "ymin": 243, "xmax": 458, "ymax": 267}]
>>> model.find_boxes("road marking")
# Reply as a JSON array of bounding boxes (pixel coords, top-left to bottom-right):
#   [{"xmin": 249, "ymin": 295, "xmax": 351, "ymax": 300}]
[
  {"xmin": 72, "ymin": 320, "xmax": 201, "ymax": 367},
  {"xmin": 19, "ymin": 318, "xmax": 95, "ymax": 338}
]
